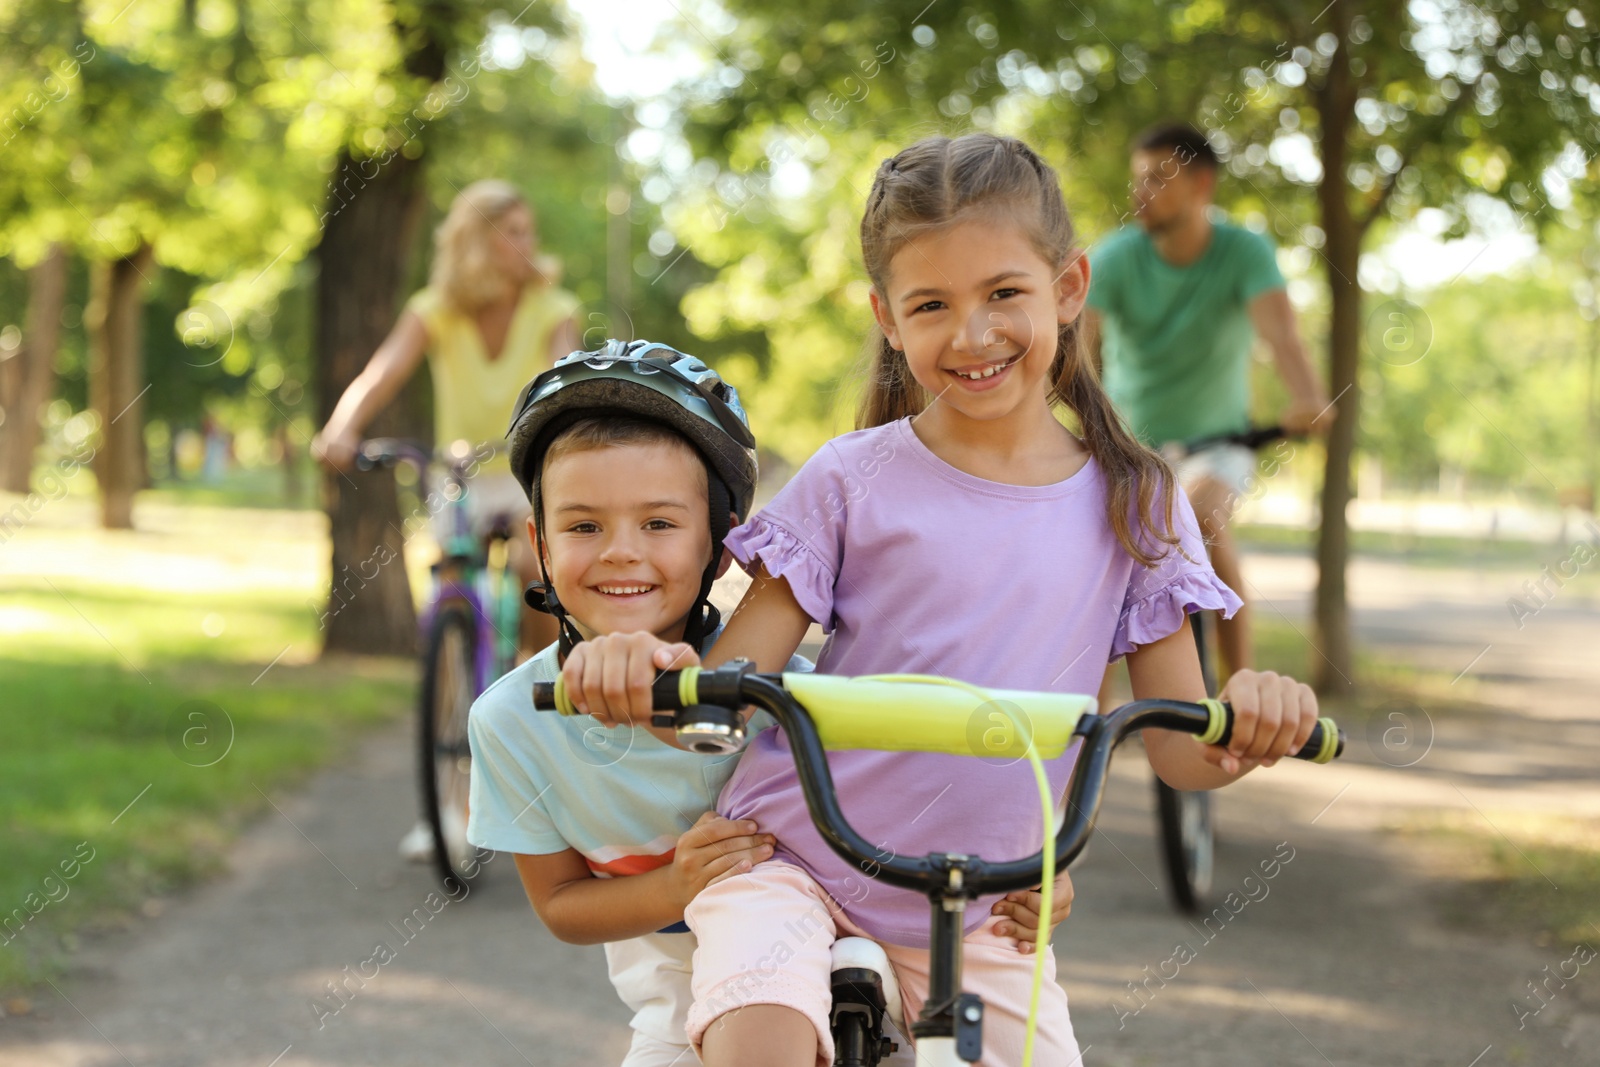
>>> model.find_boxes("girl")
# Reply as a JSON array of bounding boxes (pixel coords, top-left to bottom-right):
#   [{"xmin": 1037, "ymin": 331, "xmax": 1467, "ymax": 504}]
[{"xmin": 561, "ymin": 133, "xmax": 1322, "ymax": 1067}]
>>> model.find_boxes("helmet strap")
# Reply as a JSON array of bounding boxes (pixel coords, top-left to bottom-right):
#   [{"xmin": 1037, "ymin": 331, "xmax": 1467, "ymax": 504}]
[
  {"xmin": 527, "ymin": 477, "xmax": 587, "ymax": 661},
  {"xmin": 682, "ymin": 472, "xmax": 731, "ymax": 652}
]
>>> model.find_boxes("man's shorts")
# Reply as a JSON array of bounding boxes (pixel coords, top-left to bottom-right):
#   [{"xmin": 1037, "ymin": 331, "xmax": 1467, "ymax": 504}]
[{"xmin": 1170, "ymin": 443, "xmax": 1257, "ymax": 499}]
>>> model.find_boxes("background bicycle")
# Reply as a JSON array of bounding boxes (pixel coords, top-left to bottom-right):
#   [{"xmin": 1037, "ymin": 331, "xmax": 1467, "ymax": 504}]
[
  {"xmin": 357, "ymin": 438, "xmax": 522, "ymax": 891},
  {"xmin": 1152, "ymin": 424, "xmax": 1290, "ymax": 913}
]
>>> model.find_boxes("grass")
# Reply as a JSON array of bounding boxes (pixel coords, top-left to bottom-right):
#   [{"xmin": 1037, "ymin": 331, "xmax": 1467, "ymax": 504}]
[
  {"xmin": 1249, "ymin": 612, "xmax": 1487, "ymax": 727},
  {"xmin": 1409, "ymin": 812, "xmax": 1600, "ymax": 947},
  {"xmin": 0, "ymin": 498, "xmax": 414, "ymax": 993},
  {"xmin": 1237, "ymin": 520, "xmax": 1600, "ymax": 577}
]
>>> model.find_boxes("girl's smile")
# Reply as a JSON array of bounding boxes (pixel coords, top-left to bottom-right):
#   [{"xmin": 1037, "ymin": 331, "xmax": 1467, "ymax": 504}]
[{"xmin": 946, "ymin": 352, "xmax": 1023, "ymax": 387}]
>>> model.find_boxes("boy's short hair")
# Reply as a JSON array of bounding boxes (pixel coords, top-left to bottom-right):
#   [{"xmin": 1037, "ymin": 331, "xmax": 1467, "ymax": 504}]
[
  {"xmin": 1133, "ymin": 122, "xmax": 1220, "ymax": 170},
  {"xmin": 540, "ymin": 414, "xmax": 709, "ymax": 496}
]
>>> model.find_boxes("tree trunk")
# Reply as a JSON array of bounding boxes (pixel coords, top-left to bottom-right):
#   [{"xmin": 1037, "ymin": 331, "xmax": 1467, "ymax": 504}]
[
  {"xmin": 313, "ymin": 149, "xmax": 431, "ymax": 656},
  {"xmin": 0, "ymin": 244, "xmax": 68, "ymax": 493},
  {"xmin": 1311, "ymin": 16, "xmax": 1361, "ymax": 695},
  {"xmin": 86, "ymin": 245, "xmax": 154, "ymax": 529}
]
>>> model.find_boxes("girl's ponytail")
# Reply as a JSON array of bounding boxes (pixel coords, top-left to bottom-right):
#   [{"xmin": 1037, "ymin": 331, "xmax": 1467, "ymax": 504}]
[
  {"xmin": 1052, "ymin": 321, "xmax": 1183, "ymax": 567},
  {"xmin": 857, "ymin": 326, "xmax": 928, "ymax": 429}
]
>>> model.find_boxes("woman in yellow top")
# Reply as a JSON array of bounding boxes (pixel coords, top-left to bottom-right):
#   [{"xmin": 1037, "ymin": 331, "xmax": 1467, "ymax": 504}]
[
  {"xmin": 315, "ymin": 180, "xmax": 578, "ymax": 859},
  {"xmin": 316, "ymin": 177, "xmax": 577, "ymax": 588}
]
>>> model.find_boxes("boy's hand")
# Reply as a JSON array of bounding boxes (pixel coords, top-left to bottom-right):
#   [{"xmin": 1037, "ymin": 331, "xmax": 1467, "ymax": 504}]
[
  {"xmin": 669, "ymin": 812, "xmax": 775, "ymax": 906},
  {"xmin": 1202, "ymin": 670, "xmax": 1319, "ymax": 776},
  {"xmin": 992, "ymin": 868, "xmax": 1073, "ymax": 952},
  {"xmin": 562, "ymin": 633, "xmax": 700, "ymax": 728}
]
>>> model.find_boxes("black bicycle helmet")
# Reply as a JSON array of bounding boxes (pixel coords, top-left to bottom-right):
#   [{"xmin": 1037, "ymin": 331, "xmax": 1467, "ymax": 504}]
[{"xmin": 506, "ymin": 339, "xmax": 759, "ymax": 658}]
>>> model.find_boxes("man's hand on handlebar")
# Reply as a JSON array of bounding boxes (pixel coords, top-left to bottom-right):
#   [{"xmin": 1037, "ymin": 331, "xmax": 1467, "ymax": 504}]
[
  {"xmin": 1200, "ymin": 670, "xmax": 1320, "ymax": 777},
  {"xmin": 992, "ymin": 868, "xmax": 1074, "ymax": 952},
  {"xmin": 1281, "ymin": 398, "xmax": 1334, "ymax": 437},
  {"xmin": 561, "ymin": 632, "xmax": 701, "ymax": 729}
]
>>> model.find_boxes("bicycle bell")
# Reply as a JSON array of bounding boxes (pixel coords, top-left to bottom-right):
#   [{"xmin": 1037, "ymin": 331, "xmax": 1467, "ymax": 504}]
[{"xmin": 673, "ymin": 705, "xmax": 747, "ymax": 755}]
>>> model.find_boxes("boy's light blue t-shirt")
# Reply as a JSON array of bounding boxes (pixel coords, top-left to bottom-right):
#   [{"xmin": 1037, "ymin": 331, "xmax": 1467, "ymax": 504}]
[{"xmin": 466, "ymin": 630, "xmax": 808, "ymax": 881}]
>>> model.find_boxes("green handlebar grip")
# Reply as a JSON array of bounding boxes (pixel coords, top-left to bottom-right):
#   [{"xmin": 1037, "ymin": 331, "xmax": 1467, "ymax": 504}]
[
  {"xmin": 1196, "ymin": 699, "xmax": 1344, "ymax": 763},
  {"xmin": 781, "ymin": 673, "xmax": 1093, "ymax": 758},
  {"xmin": 532, "ymin": 672, "xmax": 699, "ymax": 718}
]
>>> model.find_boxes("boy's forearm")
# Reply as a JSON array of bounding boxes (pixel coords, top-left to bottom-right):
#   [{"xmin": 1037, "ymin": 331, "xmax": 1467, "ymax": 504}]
[{"xmin": 540, "ymin": 866, "xmax": 687, "ymax": 944}]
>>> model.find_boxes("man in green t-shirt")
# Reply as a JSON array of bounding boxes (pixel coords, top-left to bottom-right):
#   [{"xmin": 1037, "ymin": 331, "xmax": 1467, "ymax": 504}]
[{"xmin": 1086, "ymin": 122, "xmax": 1332, "ymax": 676}]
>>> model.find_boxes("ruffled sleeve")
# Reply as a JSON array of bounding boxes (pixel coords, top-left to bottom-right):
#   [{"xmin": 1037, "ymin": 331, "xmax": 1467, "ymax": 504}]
[
  {"xmin": 724, "ymin": 516, "xmax": 839, "ymax": 632},
  {"xmin": 723, "ymin": 442, "xmax": 849, "ymax": 632},
  {"xmin": 1109, "ymin": 488, "xmax": 1243, "ymax": 661}
]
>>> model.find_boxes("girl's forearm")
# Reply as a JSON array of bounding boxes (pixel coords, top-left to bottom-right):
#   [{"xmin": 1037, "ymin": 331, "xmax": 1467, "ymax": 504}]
[
  {"xmin": 539, "ymin": 866, "xmax": 687, "ymax": 944},
  {"xmin": 1143, "ymin": 728, "xmax": 1241, "ymax": 790}
]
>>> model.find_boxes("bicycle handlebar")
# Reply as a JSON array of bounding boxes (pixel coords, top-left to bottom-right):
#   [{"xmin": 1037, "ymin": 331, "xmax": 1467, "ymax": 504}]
[
  {"xmin": 1174, "ymin": 424, "xmax": 1288, "ymax": 457},
  {"xmin": 531, "ymin": 667, "xmax": 1344, "ymax": 897},
  {"xmin": 355, "ymin": 438, "xmax": 507, "ymax": 475},
  {"xmin": 354, "ymin": 438, "xmax": 435, "ymax": 473}
]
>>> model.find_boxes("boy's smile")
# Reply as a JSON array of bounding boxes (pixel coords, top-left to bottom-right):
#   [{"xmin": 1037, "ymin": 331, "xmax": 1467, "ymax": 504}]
[{"xmin": 536, "ymin": 439, "xmax": 719, "ymax": 645}]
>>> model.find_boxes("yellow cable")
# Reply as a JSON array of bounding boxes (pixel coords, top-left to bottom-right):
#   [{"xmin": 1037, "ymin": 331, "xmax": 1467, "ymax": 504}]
[{"xmin": 853, "ymin": 673, "xmax": 1052, "ymax": 1067}]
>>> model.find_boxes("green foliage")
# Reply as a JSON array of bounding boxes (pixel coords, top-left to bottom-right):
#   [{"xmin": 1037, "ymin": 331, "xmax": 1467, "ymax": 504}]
[
  {"xmin": 0, "ymin": 504, "xmax": 411, "ymax": 992},
  {"xmin": 0, "ymin": 1, "xmax": 705, "ymax": 474},
  {"xmin": 1364, "ymin": 263, "xmax": 1599, "ymax": 495},
  {"xmin": 642, "ymin": 0, "xmax": 1599, "ymax": 469}
]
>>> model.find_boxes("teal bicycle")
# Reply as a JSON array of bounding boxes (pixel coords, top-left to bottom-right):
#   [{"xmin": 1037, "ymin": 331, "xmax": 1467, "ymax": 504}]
[{"xmin": 357, "ymin": 439, "xmax": 522, "ymax": 891}]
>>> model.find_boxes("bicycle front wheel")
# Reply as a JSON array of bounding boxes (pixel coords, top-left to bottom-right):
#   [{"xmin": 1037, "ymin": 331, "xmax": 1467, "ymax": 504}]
[
  {"xmin": 420, "ymin": 603, "xmax": 487, "ymax": 891},
  {"xmin": 1154, "ymin": 610, "xmax": 1219, "ymax": 913},
  {"xmin": 1155, "ymin": 781, "xmax": 1214, "ymax": 913}
]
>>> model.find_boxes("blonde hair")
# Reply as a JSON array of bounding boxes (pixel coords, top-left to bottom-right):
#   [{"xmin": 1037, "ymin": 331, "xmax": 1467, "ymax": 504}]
[
  {"xmin": 429, "ymin": 180, "xmax": 559, "ymax": 313},
  {"xmin": 857, "ymin": 133, "xmax": 1181, "ymax": 567}
]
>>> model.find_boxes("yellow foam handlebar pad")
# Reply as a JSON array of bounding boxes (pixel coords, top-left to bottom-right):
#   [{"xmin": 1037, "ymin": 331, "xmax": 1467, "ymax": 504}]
[{"xmin": 779, "ymin": 673, "xmax": 1094, "ymax": 758}]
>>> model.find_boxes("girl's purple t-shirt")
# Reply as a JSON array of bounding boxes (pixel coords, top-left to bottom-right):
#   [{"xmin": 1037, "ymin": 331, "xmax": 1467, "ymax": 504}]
[{"xmin": 719, "ymin": 417, "xmax": 1240, "ymax": 947}]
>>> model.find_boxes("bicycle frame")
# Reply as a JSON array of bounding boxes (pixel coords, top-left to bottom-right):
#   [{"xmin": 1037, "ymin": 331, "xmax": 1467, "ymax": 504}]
[
  {"xmin": 534, "ymin": 666, "xmax": 1342, "ymax": 1064},
  {"xmin": 359, "ymin": 438, "xmax": 519, "ymax": 691},
  {"xmin": 359, "ymin": 438, "xmax": 524, "ymax": 890}
]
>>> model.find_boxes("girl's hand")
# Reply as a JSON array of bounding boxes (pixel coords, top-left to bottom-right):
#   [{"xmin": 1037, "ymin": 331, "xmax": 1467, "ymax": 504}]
[
  {"xmin": 561, "ymin": 632, "xmax": 700, "ymax": 728},
  {"xmin": 1204, "ymin": 670, "xmax": 1319, "ymax": 776},
  {"xmin": 992, "ymin": 868, "xmax": 1074, "ymax": 952},
  {"xmin": 670, "ymin": 812, "xmax": 775, "ymax": 903}
]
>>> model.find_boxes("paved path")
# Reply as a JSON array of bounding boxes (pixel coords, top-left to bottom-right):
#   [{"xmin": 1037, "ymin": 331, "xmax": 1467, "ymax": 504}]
[{"xmin": 2, "ymin": 551, "xmax": 1596, "ymax": 1066}]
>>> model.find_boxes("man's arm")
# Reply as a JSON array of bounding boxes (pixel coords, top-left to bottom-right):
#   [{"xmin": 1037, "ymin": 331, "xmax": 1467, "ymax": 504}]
[{"xmin": 1248, "ymin": 288, "xmax": 1332, "ymax": 434}]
